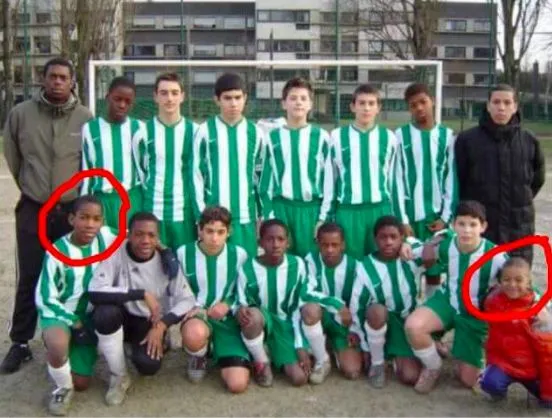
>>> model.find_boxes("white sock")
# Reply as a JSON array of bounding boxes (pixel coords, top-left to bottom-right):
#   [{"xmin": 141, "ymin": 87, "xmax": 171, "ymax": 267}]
[
  {"xmin": 302, "ymin": 321, "xmax": 329, "ymax": 365},
  {"xmin": 48, "ymin": 360, "xmax": 73, "ymax": 389},
  {"xmin": 425, "ymin": 284, "xmax": 440, "ymax": 300},
  {"xmin": 365, "ymin": 322, "xmax": 387, "ymax": 366},
  {"xmin": 185, "ymin": 345, "xmax": 208, "ymax": 357},
  {"xmin": 241, "ymin": 332, "xmax": 269, "ymax": 363},
  {"xmin": 413, "ymin": 343, "xmax": 442, "ymax": 370},
  {"xmin": 96, "ymin": 327, "xmax": 127, "ymax": 377}
]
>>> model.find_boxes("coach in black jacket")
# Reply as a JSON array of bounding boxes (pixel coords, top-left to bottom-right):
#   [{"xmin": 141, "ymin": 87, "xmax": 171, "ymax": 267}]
[{"xmin": 455, "ymin": 84, "xmax": 545, "ymax": 264}]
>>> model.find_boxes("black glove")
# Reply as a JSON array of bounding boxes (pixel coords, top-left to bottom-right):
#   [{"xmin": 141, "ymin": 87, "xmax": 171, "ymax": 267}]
[
  {"xmin": 71, "ymin": 325, "xmax": 97, "ymax": 346},
  {"xmin": 159, "ymin": 248, "xmax": 180, "ymax": 280}
]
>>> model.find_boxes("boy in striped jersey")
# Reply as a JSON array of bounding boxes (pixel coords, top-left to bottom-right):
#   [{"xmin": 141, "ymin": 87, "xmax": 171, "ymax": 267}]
[
  {"xmin": 395, "ymin": 83, "xmax": 457, "ymax": 298},
  {"xmin": 328, "ymin": 84, "xmax": 408, "ymax": 260},
  {"xmin": 177, "ymin": 206, "xmax": 251, "ymax": 393},
  {"xmin": 405, "ymin": 200, "xmax": 508, "ymax": 394},
  {"xmin": 135, "ymin": 72, "xmax": 198, "ymax": 250},
  {"xmin": 305, "ymin": 222, "xmax": 363, "ymax": 379},
  {"xmin": 81, "ymin": 77, "xmax": 145, "ymax": 229},
  {"xmin": 192, "ymin": 73, "xmax": 266, "ymax": 256},
  {"xmin": 35, "ymin": 196, "xmax": 117, "ymax": 416},
  {"xmin": 259, "ymin": 77, "xmax": 333, "ymax": 257}
]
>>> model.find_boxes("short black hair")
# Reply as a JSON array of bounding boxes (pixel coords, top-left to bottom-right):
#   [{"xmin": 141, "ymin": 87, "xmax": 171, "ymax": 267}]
[
  {"xmin": 215, "ymin": 73, "xmax": 246, "ymax": 97},
  {"xmin": 404, "ymin": 83, "xmax": 432, "ymax": 102},
  {"xmin": 316, "ymin": 222, "xmax": 344, "ymax": 241},
  {"xmin": 488, "ymin": 84, "xmax": 518, "ymax": 103},
  {"xmin": 373, "ymin": 215, "xmax": 404, "ymax": 237},
  {"xmin": 282, "ymin": 77, "xmax": 313, "ymax": 100},
  {"xmin": 43, "ymin": 57, "xmax": 74, "ymax": 78},
  {"xmin": 129, "ymin": 212, "xmax": 160, "ymax": 232},
  {"xmin": 454, "ymin": 200, "xmax": 486, "ymax": 223},
  {"xmin": 259, "ymin": 219, "xmax": 288, "ymax": 239},
  {"xmin": 71, "ymin": 195, "xmax": 102, "ymax": 215},
  {"xmin": 154, "ymin": 72, "xmax": 184, "ymax": 92},
  {"xmin": 498, "ymin": 257, "xmax": 532, "ymax": 283},
  {"xmin": 108, "ymin": 76, "xmax": 136, "ymax": 94},
  {"xmin": 352, "ymin": 84, "xmax": 381, "ymax": 104},
  {"xmin": 199, "ymin": 206, "xmax": 232, "ymax": 229}
]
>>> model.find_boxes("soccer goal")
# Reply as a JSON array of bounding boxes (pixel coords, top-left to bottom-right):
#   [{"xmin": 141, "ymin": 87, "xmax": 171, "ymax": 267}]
[{"xmin": 88, "ymin": 59, "xmax": 443, "ymax": 130}]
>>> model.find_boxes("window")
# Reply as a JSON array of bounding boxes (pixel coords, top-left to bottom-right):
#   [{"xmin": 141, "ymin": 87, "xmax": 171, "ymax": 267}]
[
  {"xmin": 36, "ymin": 13, "xmax": 50, "ymax": 24},
  {"xmin": 247, "ymin": 17, "xmax": 255, "ymax": 28},
  {"xmin": 34, "ymin": 36, "xmax": 51, "ymax": 54},
  {"xmin": 134, "ymin": 72, "xmax": 157, "ymax": 85},
  {"xmin": 444, "ymin": 46, "xmax": 466, "ymax": 58},
  {"xmin": 194, "ymin": 17, "xmax": 217, "ymax": 28},
  {"xmin": 445, "ymin": 20, "xmax": 467, "ymax": 32},
  {"xmin": 474, "ymin": 19, "xmax": 491, "ymax": 32},
  {"xmin": 447, "ymin": 73, "xmax": 465, "ymax": 84},
  {"xmin": 257, "ymin": 69, "xmax": 309, "ymax": 82},
  {"xmin": 125, "ymin": 44, "xmax": 156, "ymax": 56},
  {"xmin": 320, "ymin": 37, "xmax": 336, "ymax": 52},
  {"xmin": 224, "ymin": 44, "xmax": 246, "ymax": 56},
  {"xmin": 14, "ymin": 37, "xmax": 25, "ymax": 53},
  {"xmin": 257, "ymin": 11, "xmax": 270, "ymax": 22},
  {"xmin": 257, "ymin": 39, "xmax": 309, "ymax": 52},
  {"xmin": 473, "ymin": 47, "xmax": 492, "ymax": 58},
  {"xmin": 341, "ymin": 12, "xmax": 357, "ymax": 25},
  {"xmin": 321, "ymin": 12, "xmax": 336, "ymax": 23},
  {"xmin": 368, "ymin": 41, "xmax": 383, "ymax": 53},
  {"xmin": 132, "ymin": 16, "xmax": 155, "ymax": 28},
  {"xmin": 368, "ymin": 12, "xmax": 383, "ymax": 30},
  {"xmin": 193, "ymin": 44, "xmax": 217, "ymax": 57},
  {"xmin": 342, "ymin": 67, "xmax": 358, "ymax": 82},
  {"xmin": 17, "ymin": 13, "xmax": 30, "ymax": 24},
  {"xmin": 224, "ymin": 17, "xmax": 246, "ymax": 29},
  {"xmin": 164, "ymin": 44, "xmax": 184, "ymax": 57},
  {"xmin": 193, "ymin": 71, "xmax": 218, "ymax": 83},
  {"xmin": 271, "ymin": 10, "xmax": 295, "ymax": 22},
  {"xmin": 257, "ymin": 10, "xmax": 310, "ymax": 23},
  {"xmin": 34, "ymin": 66, "xmax": 43, "ymax": 82},
  {"xmin": 473, "ymin": 74, "xmax": 490, "ymax": 85},
  {"xmin": 342, "ymin": 40, "xmax": 358, "ymax": 53},
  {"xmin": 123, "ymin": 71, "xmax": 134, "ymax": 82},
  {"xmin": 429, "ymin": 46, "xmax": 438, "ymax": 57},
  {"xmin": 163, "ymin": 17, "xmax": 182, "ymax": 28},
  {"xmin": 14, "ymin": 66, "xmax": 23, "ymax": 83}
]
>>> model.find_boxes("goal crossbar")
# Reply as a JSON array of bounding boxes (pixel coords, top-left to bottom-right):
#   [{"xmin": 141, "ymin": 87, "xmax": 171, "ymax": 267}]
[{"xmin": 88, "ymin": 59, "xmax": 443, "ymax": 122}]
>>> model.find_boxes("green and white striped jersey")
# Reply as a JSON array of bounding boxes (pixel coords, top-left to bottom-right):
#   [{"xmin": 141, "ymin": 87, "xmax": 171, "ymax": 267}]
[
  {"xmin": 237, "ymin": 254, "xmax": 307, "ymax": 349},
  {"xmin": 259, "ymin": 125, "xmax": 334, "ymax": 221},
  {"xmin": 395, "ymin": 123, "xmax": 458, "ymax": 224},
  {"xmin": 134, "ymin": 116, "xmax": 198, "ymax": 222},
  {"xmin": 176, "ymin": 241, "xmax": 248, "ymax": 310},
  {"xmin": 328, "ymin": 124, "xmax": 407, "ymax": 222},
  {"xmin": 191, "ymin": 116, "xmax": 265, "ymax": 224},
  {"xmin": 35, "ymin": 226, "xmax": 117, "ymax": 326},
  {"xmin": 81, "ymin": 117, "xmax": 146, "ymax": 194}
]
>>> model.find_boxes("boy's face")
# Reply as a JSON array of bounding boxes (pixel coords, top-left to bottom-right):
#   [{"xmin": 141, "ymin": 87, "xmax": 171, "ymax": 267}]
[
  {"xmin": 375, "ymin": 225, "xmax": 403, "ymax": 259},
  {"xmin": 500, "ymin": 265, "xmax": 531, "ymax": 300},
  {"xmin": 69, "ymin": 203, "xmax": 103, "ymax": 246},
  {"xmin": 282, "ymin": 87, "xmax": 312, "ymax": 121},
  {"xmin": 350, "ymin": 93, "xmax": 380, "ymax": 126},
  {"xmin": 453, "ymin": 215, "xmax": 487, "ymax": 247},
  {"xmin": 318, "ymin": 232, "xmax": 345, "ymax": 267},
  {"xmin": 128, "ymin": 220, "xmax": 159, "ymax": 260},
  {"xmin": 216, "ymin": 89, "xmax": 246, "ymax": 120},
  {"xmin": 154, "ymin": 80, "xmax": 184, "ymax": 115},
  {"xmin": 259, "ymin": 225, "xmax": 288, "ymax": 260},
  {"xmin": 107, "ymin": 86, "xmax": 135, "ymax": 122},
  {"xmin": 408, "ymin": 92, "xmax": 434, "ymax": 125},
  {"xmin": 487, "ymin": 91, "xmax": 517, "ymax": 125},
  {"xmin": 198, "ymin": 221, "xmax": 229, "ymax": 254}
]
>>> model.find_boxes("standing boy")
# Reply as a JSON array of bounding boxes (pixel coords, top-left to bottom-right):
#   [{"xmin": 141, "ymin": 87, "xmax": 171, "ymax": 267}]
[
  {"xmin": 259, "ymin": 77, "xmax": 333, "ymax": 257},
  {"xmin": 191, "ymin": 73, "xmax": 266, "ymax": 256},
  {"xmin": 134, "ymin": 72, "xmax": 198, "ymax": 250},
  {"xmin": 81, "ymin": 76, "xmax": 145, "ymax": 229}
]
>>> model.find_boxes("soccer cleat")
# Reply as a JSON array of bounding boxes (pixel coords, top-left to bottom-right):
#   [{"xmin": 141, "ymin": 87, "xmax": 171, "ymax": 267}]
[
  {"xmin": 368, "ymin": 363, "xmax": 386, "ymax": 389},
  {"xmin": 309, "ymin": 359, "xmax": 331, "ymax": 385},
  {"xmin": 105, "ymin": 374, "xmax": 131, "ymax": 406},
  {"xmin": 252, "ymin": 361, "xmax": 273, "ymax": 387},
  {"xmin": 187, "ymin": 355, "xmax": 208, "ymax": 383},
  {"xmin": 48, "ymin": 387, "xmax": 74, "ymax": 416},
  {"xmin": 0, "ymin": 343, "xmax": 32, "ymax": 374},
  {"xmin": 414, "ymin": 367, "xmax": 441, "ymax": 394}
]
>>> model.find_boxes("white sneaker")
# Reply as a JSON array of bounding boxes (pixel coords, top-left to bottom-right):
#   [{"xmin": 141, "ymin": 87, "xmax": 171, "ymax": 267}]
[
  {"xmin": 105, "ymin": 374, "xmax": 131, "ymax": 406},
  {"xmin": 48, "ymin": 387, "xmax": 74, "ymax": 416},
  {"xmin": 309, "ymin": 359, "xmax": 331, "ymax": 385}
]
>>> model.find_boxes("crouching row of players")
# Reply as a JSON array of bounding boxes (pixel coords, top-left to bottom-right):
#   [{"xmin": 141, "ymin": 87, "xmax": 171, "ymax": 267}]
[{"xmin": 36, "ymin": 197, "xmax": 552, "ymax": 416}]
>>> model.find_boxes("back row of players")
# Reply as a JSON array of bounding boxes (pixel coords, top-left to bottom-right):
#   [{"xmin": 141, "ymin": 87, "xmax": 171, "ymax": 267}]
[{"xmin": 36, "ymin": 72, "xmax": 548, "ymax": 415}]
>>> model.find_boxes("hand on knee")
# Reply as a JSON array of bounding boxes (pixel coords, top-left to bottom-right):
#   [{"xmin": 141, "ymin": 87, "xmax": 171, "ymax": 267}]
[
  {"xmin": 132, "ymin": 345, "xmax": 162, "ymax": 376},
  {"xmin": 366, "ymin": 304, "xmax": 388, "ymax": 330},
  {"xmin": 301, "ymin": 303, "xmax": 322, "ymax": 326},
  {"xmin": 181, "ymin": 319, "xmax": 210, "ymax": 352}
]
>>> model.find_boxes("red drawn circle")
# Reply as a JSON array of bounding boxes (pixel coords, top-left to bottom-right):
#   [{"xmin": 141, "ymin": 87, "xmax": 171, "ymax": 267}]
[
  {"xmin": 38, "ymin": 168, "xmax": 129, "ymax": 267},
  {"xmin": 461, "ymin": 235, "xmax": 552, "ymax": 322}
]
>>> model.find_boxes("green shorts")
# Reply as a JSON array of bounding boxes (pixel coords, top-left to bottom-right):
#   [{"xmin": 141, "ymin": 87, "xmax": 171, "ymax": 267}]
[
  {"xmin": 335, "ymin": 201, "xmax": 393, "ymax": 259},
  {"xmin": 384, "ymin": 313, "xmax": 415, "ymax": 359},
  {"xmin": 261, "ymin": 309, "xmax": 302, "ymax": 369},
  {"xmin": 229, "ymin": 221, "xmax": 257, "ymax": 256},
  {"xmin": 96, "ymin": 187, "xmax": 143, "ymax": 230},
  {"xmin": 322, "ymin": 311, "xmax": 354, "ymax": 353},
  {"xmin": 273, "ymin": 197, "xmax": 320, "ymax": 258},
  {"xmin": 411, "ymin": 213, "xmax": 443, "ymax": 277},
  {"xmin": 196, "ymin": 314, "xmax": 250, "ymax": 365},
  {"xmin": 423, "ymin": 290, "xmax": 488, "ymax": 368},
  {"xmin": 40, "ymin": 318, "xmax": 98, "ymax": 377}
]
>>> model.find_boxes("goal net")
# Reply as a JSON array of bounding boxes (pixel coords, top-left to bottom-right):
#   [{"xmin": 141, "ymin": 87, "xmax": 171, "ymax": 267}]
[{"xmin": 88, "ymin": 59, "xmax": 443, "ymax": 131}]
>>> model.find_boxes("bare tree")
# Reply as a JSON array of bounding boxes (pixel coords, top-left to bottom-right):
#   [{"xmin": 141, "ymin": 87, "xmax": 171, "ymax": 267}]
[
  {"xmin": 0, "ymin": 0, "xmax": 21, "ymax": 126},
  {"xmin": 545, "ymin": 60, "xmax": 552, "ymax": 118}
]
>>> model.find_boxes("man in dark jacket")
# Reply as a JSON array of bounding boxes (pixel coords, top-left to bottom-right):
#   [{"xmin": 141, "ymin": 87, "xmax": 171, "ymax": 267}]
[
  {"xmin": 455, "ymin": 84, "xmax": 545, "ymax": 264},
  {"xmin": 2, "ymin": 57, "xmax": 92, "ymax": 373}
]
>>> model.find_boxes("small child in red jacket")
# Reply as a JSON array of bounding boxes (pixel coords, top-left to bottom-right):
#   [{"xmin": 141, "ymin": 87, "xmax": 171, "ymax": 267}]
[{"xmin": 480, "ymin": 257, "xmax": 552, "ymax": 409}]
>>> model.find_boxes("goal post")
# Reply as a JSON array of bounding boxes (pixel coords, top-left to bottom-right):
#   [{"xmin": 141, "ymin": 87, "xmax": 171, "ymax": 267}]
[{"xmin": 88, "ymin": 59, "xmax": 443, "ymax": 128}]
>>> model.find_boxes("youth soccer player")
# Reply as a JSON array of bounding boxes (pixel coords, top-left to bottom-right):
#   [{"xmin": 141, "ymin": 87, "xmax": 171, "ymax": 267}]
[
  {"xmin": 259, "ymin": 77, "xmax": 333, "ymax": 257},
  {"xmin": 177, "ymin": 206, "xmax": 250, "ymax": 393},
  {"xmin": 405, "ymin": 200, "xmax": 508, "ymax": 393},
  {"xmin": 395, "ymin": 83, "xmax": 457, "ymax": 298},
  {"xmin": 191, "ymin": 73, "xmax": 265, "ymax": 256},
  {"xmin": 35, "ymin": 196, "xmax": 117, "ymax": 416},
  {"xmin": 134, "ymin": 72, "xmax": 198, "ymax": 250},
  {"xmin": 328, "ymin": 84, "xmax": 407, "ymax": 259},
  {"xmin": 80, "ymin": 76, "xmax": 145, "ymax": 229}
]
